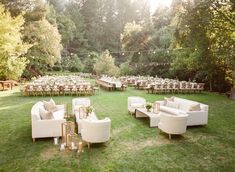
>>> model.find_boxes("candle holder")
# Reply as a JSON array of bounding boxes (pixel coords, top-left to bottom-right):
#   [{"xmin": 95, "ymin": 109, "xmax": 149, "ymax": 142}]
[
  {"xmin": 61, "ymin": 121, "xmax": 77, "ymax": 150},
  {"xmin": 153, "ymin": 102, "xmax": 160, "ymax": 114},
  {"xmin": 77, "ymin": 141, "xmax": 84, "ymax": 153}
]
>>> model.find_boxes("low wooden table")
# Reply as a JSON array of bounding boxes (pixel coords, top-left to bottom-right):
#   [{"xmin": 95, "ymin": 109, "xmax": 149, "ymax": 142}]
[{"xmin": 135, "ymin": 108, "xmax": 160, "ymax": 127}]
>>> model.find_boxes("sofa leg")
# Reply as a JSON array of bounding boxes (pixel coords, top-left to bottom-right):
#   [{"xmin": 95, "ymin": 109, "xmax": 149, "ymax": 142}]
[
  {"xmin": 87, "ymin": 142, "xmax": 90, "ymax": 149},
  {"xmin": 33, "ymin": 138, "xmax": 35, "ymax": 142},
  {"xmin": 169, "ymin": 134, "xmax": 171, "ymax": 139}
]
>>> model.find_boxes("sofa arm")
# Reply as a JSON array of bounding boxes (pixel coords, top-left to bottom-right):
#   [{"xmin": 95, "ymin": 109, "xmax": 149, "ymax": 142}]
[{"xmin": 200, "ymin": 104, "xmax": 209, "ymax": 112}]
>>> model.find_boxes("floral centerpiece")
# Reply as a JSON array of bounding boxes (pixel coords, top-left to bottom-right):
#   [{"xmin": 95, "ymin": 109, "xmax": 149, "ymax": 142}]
[
  {"xmin": 145, "ymin": 102, "xmax": 152, "ymax": 112},
  {"xmin": 86, "ymin": 106, "xmax": 93, "ymax": 116}
]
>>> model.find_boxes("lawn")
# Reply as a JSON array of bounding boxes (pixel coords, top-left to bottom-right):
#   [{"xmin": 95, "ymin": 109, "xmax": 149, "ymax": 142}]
[{"xmin": 0, "ymin": 86, "xmax": 235, "ymax": 171}]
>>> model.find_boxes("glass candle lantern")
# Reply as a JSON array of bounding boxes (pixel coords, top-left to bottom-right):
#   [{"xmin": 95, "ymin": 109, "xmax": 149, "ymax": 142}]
[
  {"xmin": 61, "ymin": 121, "xmax": 75, "ymax": 148},
  {"xmin": 153, "ymin": 102, "xmax": 160, "ymax": 114}
]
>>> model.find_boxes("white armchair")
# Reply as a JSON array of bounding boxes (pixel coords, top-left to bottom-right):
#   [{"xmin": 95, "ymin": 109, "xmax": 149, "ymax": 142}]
[
  {"xmin": 128, "ymin": 96, "xmax": 146, "ymax": 114},
  {"xmin": 31, "ymin": 101, "xmax": 66, "ymax": 142},
  {"xmin": 158, "ymin": 112, "xmax": 188, "ymax": 139},
  {"xmin": 81, "ymin": 118, "xmax": 111, "ymax": 148},
  {"xmin": 72, "ymin": 98, "xmax": 91, "ymax": 115}
]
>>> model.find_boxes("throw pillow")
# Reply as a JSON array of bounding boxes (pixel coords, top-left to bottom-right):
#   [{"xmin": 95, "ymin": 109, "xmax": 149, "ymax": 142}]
[
  {"xmin": 189, "ymin": 104, "xmax": 201, "ymax": 111},
  {"xmin": 39, "ymin": 107, "xmax": 53, "ymax": 120},
  {"xmin": 43, "ymin": 99, "xmax": 57, "ymax": 112},
  {"xmin": 164, "ymin": 97, "xmax": 174, "ymax": 105},
  {"xmin": 166, "ymin": 100, "xmax": 179, "ymax": 109}
]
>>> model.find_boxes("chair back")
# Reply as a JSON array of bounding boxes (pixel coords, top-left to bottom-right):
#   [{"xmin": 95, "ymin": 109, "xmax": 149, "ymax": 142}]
[
  {"xmin": 81, "ymin": 118, "xmax": 111, "ymax": 143},
  {"xmin": 159, "ymin": 113, "xmax": 188, "ymax": 134}
]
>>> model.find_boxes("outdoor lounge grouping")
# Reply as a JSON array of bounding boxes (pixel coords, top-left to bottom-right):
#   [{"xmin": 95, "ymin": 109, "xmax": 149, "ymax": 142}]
[
  {"xmin": 128, "ymin": 96, "xmax": 209, "ymax": 139},
  {"xmin": 31, "ymin": 98, "xmax": 111, "ymax": 148}
]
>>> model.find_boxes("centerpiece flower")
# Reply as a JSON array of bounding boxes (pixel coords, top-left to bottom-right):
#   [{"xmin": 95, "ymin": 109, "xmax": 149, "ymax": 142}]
[
  {"xmin": 86, "ymin": 106, "xmax": 93, "ymax": 116},
  {"xmin": 146, "ymin": 102, "xmax": 152, "ymax": 112}
]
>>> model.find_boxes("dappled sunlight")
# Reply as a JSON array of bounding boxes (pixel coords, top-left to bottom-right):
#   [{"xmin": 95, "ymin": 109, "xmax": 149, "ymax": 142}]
[
  {"xmin": 0, "ymin": 87, "xmax": 20, "ymax": 97},
  {"xmin": 40, "ymin": 147, "xmax": 59, "ymax": 161},
  {"xmin": 122, "ymin": 137, "xmax": 172, "ymax": 152}
]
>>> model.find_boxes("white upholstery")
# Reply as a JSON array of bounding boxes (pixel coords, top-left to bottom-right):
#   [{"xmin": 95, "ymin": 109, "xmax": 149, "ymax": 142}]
[
  {"xmin": 158, "ymin": 112, "xmax": 188, "ymax": 137},
  {"xmin": 81, "ymin": 118, "xmax": 111, "ymax": 143},
  {"xmin": 128, "ymin": 96, "xmax": 146, "ymax": 114},
  {"xmin": 72, "ymin": 98, "xmax": 91, "ymax": 115},
  {"xmin": 76, "ymin": 112, "xmax": 98, "ymax": 133},
  {"xmin": 31, "ymin": 101, "xmax": 66, "ymax": 140},
  {"xmin": 156, "ymin": 97, "xmax": 209, "ymax": 126}
]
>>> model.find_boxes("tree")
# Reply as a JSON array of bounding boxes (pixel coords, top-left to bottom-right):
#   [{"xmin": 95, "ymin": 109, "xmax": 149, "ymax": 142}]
[
  {"xmin": 173, "ymin": 0, "xmax": 235, "ymax": 92},
  {"xmin": 83, "ymin": 52, "xmax": 99, "ymax": 73},
  {"xmin": 94, "ymin": 50, "xmax": 120, "ymax": 76},
  {"xmin": 120, "ymin": 61, "xmax": 132, "ymax": 75},
  {"xmin": 24, "ymin": 19, "xmax": 62, "ymax": 73},
  {"xmin": 0, "ymin": 4, "xmax": 31, "ymax": 80}
]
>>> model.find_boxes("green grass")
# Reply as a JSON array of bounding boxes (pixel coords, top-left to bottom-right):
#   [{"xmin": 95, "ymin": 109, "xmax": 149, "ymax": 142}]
[{"xmin": 0, "ymin": 86, "xmax": 235, "ymax": 171}]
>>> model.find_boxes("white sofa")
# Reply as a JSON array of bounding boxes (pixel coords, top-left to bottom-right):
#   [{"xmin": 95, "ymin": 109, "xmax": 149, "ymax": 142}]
[
  {"xmin": 157, "ymin": 97, "xmax": 209, "ymax": 126},
  {"xmin": 31, "ymin": 101, "xmax": 66, "ymax": 141},
  {"xmin": 81, "ymin": 117, "xmax": 111, "ymax": 148},
  {"xmin": 128, "ymin": 96, "xmax": 146, "ymax": 114},
  {"xmin": 158, "ymin": 112, "xmax": 188, "ymax": 139}
]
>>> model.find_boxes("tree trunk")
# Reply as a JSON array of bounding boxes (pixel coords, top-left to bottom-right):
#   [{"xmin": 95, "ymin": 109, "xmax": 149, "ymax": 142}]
[
  {"xmin": 230, "ymin": 88, "xmax": 235, "ymax": 100},
  {"xmin": 230, "ymin": 70, "xmax": 235, "ymax": 99},
  {"xmin": 209, "ymin": 79, "xmax": 213, "ymax": 92}
]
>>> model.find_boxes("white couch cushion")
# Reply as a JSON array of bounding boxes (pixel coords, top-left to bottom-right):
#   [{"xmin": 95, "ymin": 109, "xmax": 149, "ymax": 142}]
[
  {"xmin": 166, "ymin": 100, "xmax": 179, "ymax": 109},
  {"xmin": 52, "ymin": 109, "xmax": 64, "ymax": 120}
]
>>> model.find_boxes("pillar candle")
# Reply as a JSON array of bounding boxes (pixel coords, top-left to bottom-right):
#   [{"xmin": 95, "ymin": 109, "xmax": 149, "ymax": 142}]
[{"xmin": 78, "ymin": 142, "xmax": 83, "ymax": 152}]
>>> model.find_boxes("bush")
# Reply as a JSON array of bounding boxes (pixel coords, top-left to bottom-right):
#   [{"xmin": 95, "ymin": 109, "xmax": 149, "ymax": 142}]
[
  {"xmin": 120, "ymin": 61, "xmax": 132, "ymax": 75},
  {"xmin": 69, "ymin": 66, "xmax": 80, "ymax": 72},
  {"xmin": 52, "ymin": 65, "xmax": 62, "ymax": 71},
  {"xmin": 94, "ymin": 50, "xmax": 120, "ymax": 76}
]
